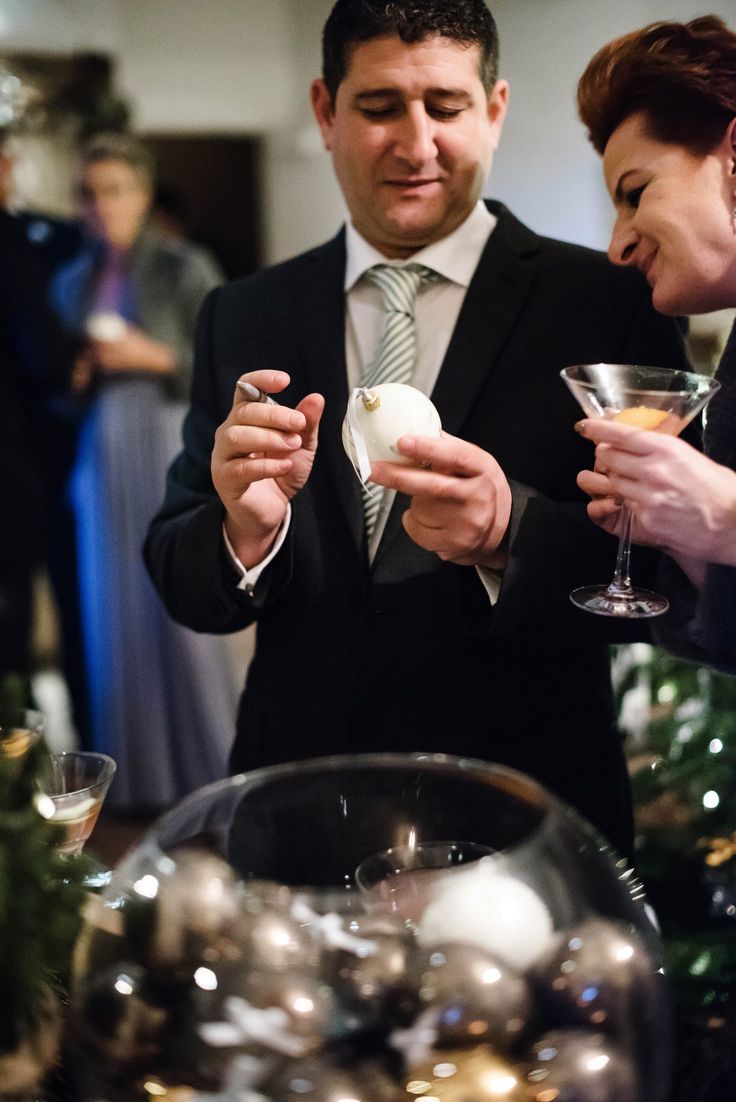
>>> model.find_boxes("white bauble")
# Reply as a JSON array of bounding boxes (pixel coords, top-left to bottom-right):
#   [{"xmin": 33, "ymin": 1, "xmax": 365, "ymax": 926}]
[
  {"xmin": 86, "ymin": 311, "xmax": 128, "ymax": 342},
  {"xmin": 342, "ymin": 383, "xmax": 441, "ymax": 479},
  {"xmin": 416, "ymin": 860, "xmax": 554, "ymax": 971}
]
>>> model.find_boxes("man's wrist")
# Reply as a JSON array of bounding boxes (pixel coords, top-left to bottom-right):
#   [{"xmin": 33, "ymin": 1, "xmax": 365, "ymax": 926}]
[{"xmin": 224, "ymin": 513, "xmax": 282, "ymax": 570}]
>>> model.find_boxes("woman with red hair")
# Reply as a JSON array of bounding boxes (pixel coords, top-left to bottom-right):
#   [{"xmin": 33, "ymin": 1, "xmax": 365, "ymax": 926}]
[{"xmin": 575, "ymin": 16, "xmax": 736, "ymax": 672}]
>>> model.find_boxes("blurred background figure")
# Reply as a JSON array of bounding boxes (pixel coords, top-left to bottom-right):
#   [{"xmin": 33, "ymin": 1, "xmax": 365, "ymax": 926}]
[
  {"xmin": 1, "ymin": 127, "xmax": 89, "ymax": 743},
  {"xmin": 50, "ymin": 130, "xmax": 242, "ymax": 811},
  {"xmin": 0, "ymin": 127, "xmax": 75, "ymax": 707},
  {"xmin": 150, "ymin": 182, "xmax": 191, "ymax": 244}
]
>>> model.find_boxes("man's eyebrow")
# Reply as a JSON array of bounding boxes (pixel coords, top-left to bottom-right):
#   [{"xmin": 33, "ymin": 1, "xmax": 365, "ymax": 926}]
[{"xmin": 353, "ymin": 88, "xmax": 473, "ymax": 103}]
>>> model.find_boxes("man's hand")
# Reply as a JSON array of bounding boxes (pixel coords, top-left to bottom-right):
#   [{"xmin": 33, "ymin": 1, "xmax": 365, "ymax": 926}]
[
  {"xmin": 370, "ymin": 432, "xmax": 512, "ymax": 568},
  {"xmin": 211, "ymin": 369, "xmax": 324, "ymax": 569}
]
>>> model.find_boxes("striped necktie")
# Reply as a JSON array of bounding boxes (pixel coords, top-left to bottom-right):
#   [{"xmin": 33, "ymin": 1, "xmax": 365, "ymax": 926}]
[{"xmin": 361, "ymin": 263, "xmax": 442, "ymax": 539}]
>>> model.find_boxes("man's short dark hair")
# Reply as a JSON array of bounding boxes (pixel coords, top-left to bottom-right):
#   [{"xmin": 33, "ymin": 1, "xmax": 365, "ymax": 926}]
[{"xmin": 322, "ymin": 0, "xmax": 499, "ymax": 101}]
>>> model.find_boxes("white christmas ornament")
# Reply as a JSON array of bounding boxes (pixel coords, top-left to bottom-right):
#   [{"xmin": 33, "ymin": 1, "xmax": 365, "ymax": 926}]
[
  {"xmin": 416, "ymin": 858, "xmax": 554, "ymax": 971},
  {"xmin": 86, "ymin": 311, "xmax": 128, "ymax": 342},
  {"xmin": 342, "ymin": 383, "xmax": 441, "ymax": 483}
]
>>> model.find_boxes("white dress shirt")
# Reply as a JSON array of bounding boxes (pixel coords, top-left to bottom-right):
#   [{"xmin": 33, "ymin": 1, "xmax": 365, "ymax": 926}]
[
  {"xmin": 345, "ymin": 201, "xmax": 496, "ymax": 557},
  {"xmin": 230, "ymin": 201, "xmax": 501, "ymax": 599}
]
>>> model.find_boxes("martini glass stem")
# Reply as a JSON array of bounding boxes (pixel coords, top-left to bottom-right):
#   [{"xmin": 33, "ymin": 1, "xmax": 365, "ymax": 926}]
[{"xmin": 609, "ymin": 504, "xmax": 634, "ymax": 597}]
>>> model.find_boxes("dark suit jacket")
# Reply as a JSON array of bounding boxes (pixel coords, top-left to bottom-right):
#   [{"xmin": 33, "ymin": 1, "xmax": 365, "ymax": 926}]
[
  {"xmin": 144, "ymin": 202, "xmax": 692, "ymax": 855},
  {"xmin": 0, "ymin": 211, "xmax": 73, "ymax": 565},
  {"xmin": 655, "ymin": 320, "xmax": 736, "ymax": 674}
]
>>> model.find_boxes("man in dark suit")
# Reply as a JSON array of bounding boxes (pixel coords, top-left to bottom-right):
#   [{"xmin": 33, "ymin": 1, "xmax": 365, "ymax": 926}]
[
  {"xmin": 144, "ymin": 0, "xmax": 692, "ymax": 856},
  {"xmin": 0, "ymin": 206, "xmax": 74, "ymax": 695}
]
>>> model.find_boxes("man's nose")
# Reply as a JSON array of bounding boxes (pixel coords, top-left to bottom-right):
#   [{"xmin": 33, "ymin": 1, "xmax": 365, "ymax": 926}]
[
  {"xmin": 395, "ymin": 106, "xmax": 438, "ymax": 164},
  {"xmin": 608, "ymin": 216, "xmax": 639, "ymax": 267}
]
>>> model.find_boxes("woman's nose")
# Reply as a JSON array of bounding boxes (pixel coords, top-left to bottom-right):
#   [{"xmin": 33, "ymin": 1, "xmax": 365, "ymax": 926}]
[{"xmin": 608, "ymin": 217, "xmax": 639, "ymax": 267}]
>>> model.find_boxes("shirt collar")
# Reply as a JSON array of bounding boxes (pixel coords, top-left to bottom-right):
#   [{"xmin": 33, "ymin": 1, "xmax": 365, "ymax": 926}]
[{"xmin": 345, "ymin": 201, "xmax": 497, "ymax": 291}]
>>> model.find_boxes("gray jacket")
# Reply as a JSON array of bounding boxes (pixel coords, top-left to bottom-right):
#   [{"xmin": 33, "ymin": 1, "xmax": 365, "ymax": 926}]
[{"xmin": 52, "ymin": 227, "xmax": 223, "ymax": 400}]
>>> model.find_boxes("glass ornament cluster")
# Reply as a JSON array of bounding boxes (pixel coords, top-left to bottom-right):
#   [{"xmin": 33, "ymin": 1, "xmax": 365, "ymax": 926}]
[{"xmin": 69, "ymin": 754, "xmax": 671, "ymax": 1101}]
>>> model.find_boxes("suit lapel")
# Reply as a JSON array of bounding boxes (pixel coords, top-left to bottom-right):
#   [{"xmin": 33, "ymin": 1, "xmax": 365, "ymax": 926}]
[
  {"xmin": 375, "ymin": 203, "xmax": 543, "ymax": 562},
  {"xmin": 432, "ymin": 202, "xmax": 541, "ymax": 433},
  {"xmin": 292, "ymin": 231, "xmax": 365, "ymax": 556}
]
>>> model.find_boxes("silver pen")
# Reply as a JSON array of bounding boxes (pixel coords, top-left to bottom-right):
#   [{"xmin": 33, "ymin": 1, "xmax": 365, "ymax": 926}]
[{"xmin": 236, "ymin": 380, "xmax": 277, "ymax": 404}]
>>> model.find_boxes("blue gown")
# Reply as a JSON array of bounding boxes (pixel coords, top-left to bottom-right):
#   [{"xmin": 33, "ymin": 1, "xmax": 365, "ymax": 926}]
[{"xmin": 54, "ymin": 231, "xmax": 251, "ymax": 810}]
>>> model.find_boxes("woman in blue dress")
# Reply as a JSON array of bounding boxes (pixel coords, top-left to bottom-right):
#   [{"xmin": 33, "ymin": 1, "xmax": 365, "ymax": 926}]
[{"xmin": 53, "ymin": 132, "xmax": 247, "ymax": 809}]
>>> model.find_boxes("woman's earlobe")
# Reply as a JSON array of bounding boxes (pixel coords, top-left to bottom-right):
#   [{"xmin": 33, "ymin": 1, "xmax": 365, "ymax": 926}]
[{"xmin": 727, "ymin": 116, "xmax": 736, "ymax": 165}]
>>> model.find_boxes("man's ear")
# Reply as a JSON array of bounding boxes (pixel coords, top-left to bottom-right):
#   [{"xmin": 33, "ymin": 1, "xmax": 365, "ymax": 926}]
[
  {"xmin": 311, "ymin": 79, "xmax": 336, "ymax": 152},
  {"xmin": 487, "ymin": 79, "xmax": 509, "ymax": 152}
]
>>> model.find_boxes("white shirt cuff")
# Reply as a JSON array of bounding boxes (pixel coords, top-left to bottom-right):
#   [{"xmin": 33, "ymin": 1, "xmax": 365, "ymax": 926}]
[
  {"xmin": 223, "ymin": 505, "xmax": 291, "ymax": 595},
  {"xmin": 476, "ymin": 564, "xmax": 503, "ymax": 605}
]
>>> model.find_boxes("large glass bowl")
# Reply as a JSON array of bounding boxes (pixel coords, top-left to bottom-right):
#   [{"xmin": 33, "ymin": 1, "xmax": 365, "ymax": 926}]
[{"xmin": 68, "ymin": 753, "xmax": 670, "ymax": 1101}]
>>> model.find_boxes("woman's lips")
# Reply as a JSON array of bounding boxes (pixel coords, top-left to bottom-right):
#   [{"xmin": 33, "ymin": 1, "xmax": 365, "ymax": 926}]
[{"xmin": 639, "ymin": 250, "xmax": 658, "ymax": 282}]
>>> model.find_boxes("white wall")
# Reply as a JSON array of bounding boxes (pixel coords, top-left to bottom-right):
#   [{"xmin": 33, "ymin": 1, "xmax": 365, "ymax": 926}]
[
  {"xmin": 489, "ymin": 0, "xmax": 736, "ymax": 249},
  {"xmin": 0, "ymin": 0, "xmax": 120, "ymax": 52},
  {"xmin": 1, "ymin": 0, "xmax": 733, "ymax": 261},
  {"xmin": 117, "ymin": 1, "xmax": 297, "ymax": 132}
]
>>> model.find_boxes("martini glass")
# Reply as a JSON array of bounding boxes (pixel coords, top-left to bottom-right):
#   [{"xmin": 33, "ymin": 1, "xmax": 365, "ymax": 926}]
[
  {"xmin": 561, "ymin": 363, "xmax": 720, "ymax": 618},
  {"xmin": 38, "ymin": 751, "xmax": 116, "ymax": 858}
]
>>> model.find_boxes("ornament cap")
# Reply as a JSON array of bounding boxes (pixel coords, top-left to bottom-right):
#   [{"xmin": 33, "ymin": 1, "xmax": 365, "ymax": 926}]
[{"xmin": 360, "ymin": 387, "xmax": 381, "ymax": 411}]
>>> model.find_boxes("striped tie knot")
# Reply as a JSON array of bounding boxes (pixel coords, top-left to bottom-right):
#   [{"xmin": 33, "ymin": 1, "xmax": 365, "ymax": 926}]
[
  {"xmin": 364, "ymin": 262, "xmax": 440, "ymax": 315},
  {"xmin": 363, "ymin": 263, "xmax": 443, "ymax": 389},
  {"xmin": 360, "ymin": 263, "xmax": 443, "ymax": 542}
]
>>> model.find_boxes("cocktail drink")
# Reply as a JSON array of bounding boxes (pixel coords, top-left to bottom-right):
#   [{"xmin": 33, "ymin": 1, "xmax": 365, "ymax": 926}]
[
  {"xmin": 561, "ymin": 363, "xmax": 720, "ymax": 617},
  {"xmin": 39, "ymin": 751, "xmax": 116, "ymax": 856},
  {"xmin": 0, "ymin": 707, "xmax": 44, "ymax": 764}
]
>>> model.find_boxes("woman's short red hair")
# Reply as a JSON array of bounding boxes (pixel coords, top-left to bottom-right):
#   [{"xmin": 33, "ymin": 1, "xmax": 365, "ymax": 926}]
[{"xmin": 577, "ymin": 16, "xmax": 736, "ymax": 156}]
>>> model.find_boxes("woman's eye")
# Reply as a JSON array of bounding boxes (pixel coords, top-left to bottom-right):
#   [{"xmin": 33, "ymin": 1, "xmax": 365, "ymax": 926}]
[{"xmin": 625, "ymin": 185, "xmax": 645, "ymax": 210}]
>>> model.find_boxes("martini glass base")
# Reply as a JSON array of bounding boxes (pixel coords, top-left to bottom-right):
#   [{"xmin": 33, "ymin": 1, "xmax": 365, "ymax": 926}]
[
  {"xmin": 570, "ymin": 584, "xmax": 669, "ymax": 618},
  {"xmin": 82, "ymin": 857, "xmax": 114, "ymax": 893}
]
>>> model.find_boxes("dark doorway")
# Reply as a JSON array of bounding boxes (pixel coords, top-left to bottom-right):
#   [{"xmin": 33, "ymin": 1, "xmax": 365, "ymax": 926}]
[{"xmin": 143, "ymin": 133, "xmax": 262, "ymax": 280}]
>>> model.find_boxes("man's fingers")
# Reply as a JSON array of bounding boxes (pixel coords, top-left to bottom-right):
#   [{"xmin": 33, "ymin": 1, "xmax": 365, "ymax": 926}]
[
  {"xmin": 370, "ymin": 460, "xmax": 458, "ymax": 498},
  {"xmin": 295, "ymin": 393, "xmax": 325, "ymax": 452},
  {"xmin": 225, "ymin": 455, "xmax": 294, "ymax": 486},
  {"xmin": 231, "ymin": 369, "xmax": 291, "ymax": 408},
  {"xmin": 218, "ymin": 423, "xmax": 303, "ymax": 457},
  {"xmin": 395, "ymin": 432, "xmax": 486, "ymax": 477},
  {"xmin": 371, "ymin": 432, "xmax": 502, "ymax": 493},
  {"xmin": 402, "ymin": 510, "xmax": 443, "ymax": 549},
  {"xmin": 232, "ymin": 400, "xmax": 306, "ymax": 433}
]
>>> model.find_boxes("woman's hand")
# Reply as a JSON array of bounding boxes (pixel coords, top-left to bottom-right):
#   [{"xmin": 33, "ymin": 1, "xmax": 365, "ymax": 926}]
[
  {"xmin": 575, "ymin": 419, "xmax": 736, "ymax": 566},
  {"xmin": 90, "ymin": 325, "xmax": 175, "ymax": 374}
]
